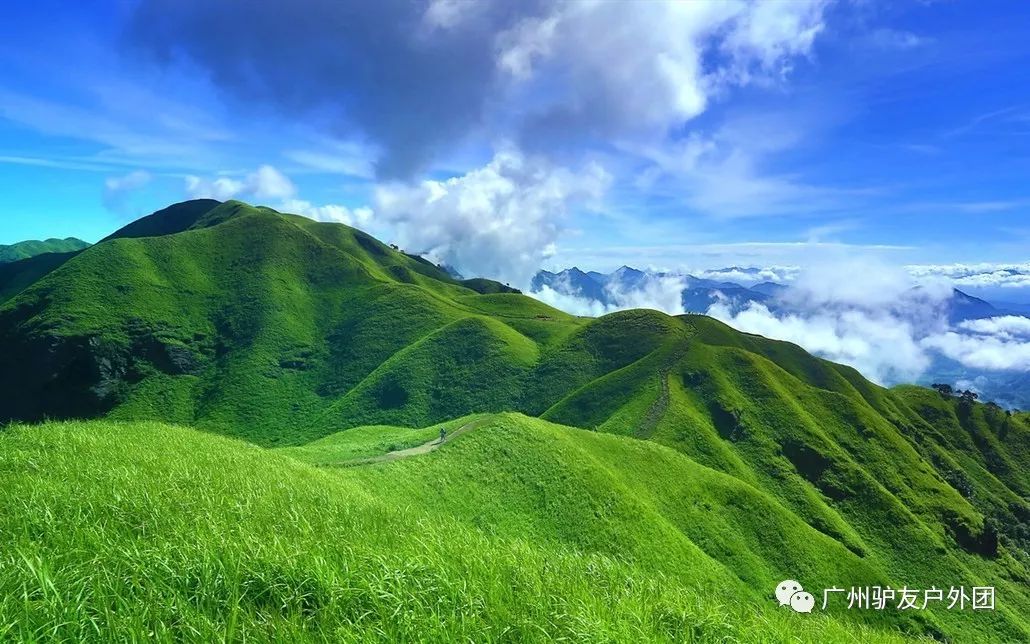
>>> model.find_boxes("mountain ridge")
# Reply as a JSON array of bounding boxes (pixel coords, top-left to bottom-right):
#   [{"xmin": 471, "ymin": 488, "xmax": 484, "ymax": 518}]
[
  {"xmin": 0, "ymin": 200, "xmax": 1028, "ymax": 641},
  {"xmin": 0, "ymin": 236, "xmax": 90, "ymax": 263}
]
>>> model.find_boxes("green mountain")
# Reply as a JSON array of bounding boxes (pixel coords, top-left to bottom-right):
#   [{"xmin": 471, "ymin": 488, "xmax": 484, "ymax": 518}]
[
  {"xmin": 0, "ymin": 200, "xmax": 1028, "ymax": 642},
  {"xmin": 0, "ymin": 236, "xmax": 90, "ymax": 263}
]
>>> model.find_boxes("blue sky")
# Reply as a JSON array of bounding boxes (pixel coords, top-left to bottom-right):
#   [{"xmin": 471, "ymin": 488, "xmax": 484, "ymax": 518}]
[{"xmin": 2, "ymin": 0, "xmax": 1030, "ymax": 285}]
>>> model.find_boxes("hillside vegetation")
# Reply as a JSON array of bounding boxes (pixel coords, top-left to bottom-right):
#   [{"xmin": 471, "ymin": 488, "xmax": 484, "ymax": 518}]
[
  {"xmin": 0, "ymin": 236, "xmax": 89, "ymax": 263},
  {"xmin": 0, "ymin": 200, "xmax": 1028, "ymax": 642},
  {"xmin": 2, "ymin": 417, "xmax": 927, "ymax": 643}
]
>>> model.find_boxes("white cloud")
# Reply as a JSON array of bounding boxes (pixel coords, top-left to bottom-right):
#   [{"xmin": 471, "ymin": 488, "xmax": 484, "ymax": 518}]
[
  {"xmin": 103, "ymin": 170, "xmax": 152, "ymax": 213},
  {"xmin": 700, "ymin": 258, "xmax": 964, "ymax": 383},
  {"xmin": 185, "ymin": 175, "xmax": 244, "ymax": 201},
  {"xmin": 707, "ymin": 299, "xmax": 933, "ymax": 384},
  {"xmin": 605, "ymin": 274, "xmax": 687, "ymax": 315},
  {"xmin": 530, "ymin": 257, "xmax": 1030, "ymax": 384},
  {"xmin": 922, "ymin": 331, "xmax": 1030, "ymax": 372},
  {"xmin": 695, "ymin": 266, "xmax": 800, "ymax": 285},
  {"xmin": 906, "ymin": 262, "xmax": 1030, "ymax": 289},
  {"xmin": 959, "ymin": 315, "xmax": 1030, "ymax": 339},
  {"xmin": 182, "ymin": 165, "xmax": 376, "ymax": 229},
  {"xmin": 374, "ymin": 148, "xmax": 610, "ymax": 285},
  {"xmin": 104, "ymin": 169, "xmax": 151, "ymax": 194},
  {"xmin": 529, "ymin": 272, "xmax": 686, "ymax": 317},
  {"xmin": 498, "ymin": 1, "xmax": 828, "ymax": 136},
  {"xmin": 132, "ymin": 1, "xmax": 831, "ymax": 178},
  {"xmin": 531, "ymin": 285, "xmax": 609, "ymax": 317},
  {"xmin": 248, "ymin": 165, "xmax": 296, "ymax": 200},
  {"xmin": 784, "ymin": 257, "xmax": 951, "ymax": 309},
  {"xmin": 422, "ymin": 0, "xmax": 474, "ymax": 31},
  {"xmin": 496, "ymin": 15, "xmax": 560, "ymax": 81},
  {"xmin": 705, "ymin": 261, "xmax": 1030, "ymax": 380},
  {"xmin": 281, "ymin": 199, "xmax": 373, "ymax": 227},
  {"xmin": 719, "ymin": 0, "xmax": 827, "ymax": 81},
  {"xmin": 185, "ymin": 165, "xmax": 296, "ymax": 201},
  {"xmin": 926, "ymin": 315, "xmax": 1030, "ymax": 371}
]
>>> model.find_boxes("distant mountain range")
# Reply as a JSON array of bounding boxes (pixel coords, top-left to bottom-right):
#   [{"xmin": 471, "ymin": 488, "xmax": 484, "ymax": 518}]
[
  {"xmin": 534, "ymin": 265, "xmax": 1030, "ymax": 409},
  {"xmin": 0, "ymin": 237, "xmax": 90, "ymax": 263},
  {"xmin": 533, "ymin": 265, "xmax": 1009, "ymax": 323}
]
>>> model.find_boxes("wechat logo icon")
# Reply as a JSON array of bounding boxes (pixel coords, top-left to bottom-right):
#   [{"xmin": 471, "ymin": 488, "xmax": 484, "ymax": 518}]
[{"xmin": 776, "ymin": 579, "xmax": 815, "ymax": 614}]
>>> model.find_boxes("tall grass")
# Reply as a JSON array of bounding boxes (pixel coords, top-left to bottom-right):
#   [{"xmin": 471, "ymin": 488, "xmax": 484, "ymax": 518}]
[{"xmin": 0, "ymin": 419, "xmax": 924, "ymax": 643}]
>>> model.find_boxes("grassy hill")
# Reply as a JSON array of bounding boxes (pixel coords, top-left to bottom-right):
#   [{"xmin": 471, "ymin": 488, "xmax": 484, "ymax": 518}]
[
  {"xmin": 0, "ymin": 200, "xmax": 1028, "ymax": 641},
  {"xmin": 0, "ymin": 236, "xmax": 89, "ymax": 263},
  {"xmin": 3, "ymin": 416, "xmax": 929, "ymax": 642}
]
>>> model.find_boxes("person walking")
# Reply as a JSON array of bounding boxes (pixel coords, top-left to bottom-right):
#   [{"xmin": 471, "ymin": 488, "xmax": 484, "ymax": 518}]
[{"xmin": 439, "ymin": 427, "xmax": 447, "ymax": 444}]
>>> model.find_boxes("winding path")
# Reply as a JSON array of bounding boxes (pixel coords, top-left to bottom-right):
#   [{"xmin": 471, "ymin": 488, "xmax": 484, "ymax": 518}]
[{"xmin": 331, "ymin": 417, "xmax": 488, "ymax": 468}]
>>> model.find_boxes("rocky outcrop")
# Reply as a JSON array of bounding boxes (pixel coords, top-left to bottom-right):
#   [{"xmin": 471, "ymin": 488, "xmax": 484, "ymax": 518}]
[{"xmin": 0, "ymin": 320, "xmax": 207, "ymax": 423}]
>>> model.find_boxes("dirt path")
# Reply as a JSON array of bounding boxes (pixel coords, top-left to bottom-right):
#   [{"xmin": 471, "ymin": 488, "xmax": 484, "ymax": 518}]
[
  {"xmin": 634, "ymin": 343, "xmax": 691, "ymax": 439},
  {"xmin": 635, "ymin": 370, "xmax": 670, "ymax": 439},
  {"xmin": 333, "ymin": 418, "xmax": 487, "ymax": 468}
]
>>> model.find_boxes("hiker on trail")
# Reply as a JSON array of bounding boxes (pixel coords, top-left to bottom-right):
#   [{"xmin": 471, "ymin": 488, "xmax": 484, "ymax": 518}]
[{"xmin": 439, "ymin": 427, "xmax": 446, "ymax": 444}]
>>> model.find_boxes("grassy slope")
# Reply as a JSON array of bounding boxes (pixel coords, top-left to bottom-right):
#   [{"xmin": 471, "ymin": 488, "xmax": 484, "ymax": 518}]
[
  {"xmin": 0, "ymin": 201, "xmax": 577, "ymax": 443},
  {"xmin": 0, "ymin": 200, "xmax": 1028, "ymax": 641},
  {"xmin": 0, "ymin": 237, "xmax": 89, "ymax": 263},
  {"xmin": 0, "ymin": 250, "xmax": 83, "ymax": 302},
  {"xmin": 1, "ymin": 418, "xmax": 923, "ymax": 643}
]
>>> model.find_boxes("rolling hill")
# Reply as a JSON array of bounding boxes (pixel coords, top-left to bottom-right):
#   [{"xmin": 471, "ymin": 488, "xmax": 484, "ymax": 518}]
[
  {"xmin": 0, "ymin": 200, "xmax": 1028, "ymax": 642},
  {"xmin": 0, "ymin": 236, "xmax": 89, "ymax": 263}
]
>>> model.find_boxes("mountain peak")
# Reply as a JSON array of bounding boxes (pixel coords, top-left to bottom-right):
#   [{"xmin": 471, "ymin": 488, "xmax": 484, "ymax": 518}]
[{"xmin": 101, "ymin": 199, "xmax": 224, "ymax": 242}]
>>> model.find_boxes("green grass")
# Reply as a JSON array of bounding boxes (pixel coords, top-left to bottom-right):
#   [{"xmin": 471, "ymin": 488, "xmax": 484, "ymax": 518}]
[
  {"xmin": 0, "ymin": 200, "xmax": 1028, "ymax": 641},
  {"xmin": 276, "ymin": 415, "xmax": 485, "ymax": 466},
  {"xmin": 0, "ymin": 237, "xmax": 89, "ymax": 263},
  {"xmin": 0, "ymin": 418, "xmax": 929, "ymax": 643}
]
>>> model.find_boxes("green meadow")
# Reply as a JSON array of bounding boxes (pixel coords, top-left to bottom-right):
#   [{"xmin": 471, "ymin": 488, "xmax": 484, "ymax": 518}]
[{"xmin": 0, "ymin": 200, "xmax": 1027, "ymax": 642}]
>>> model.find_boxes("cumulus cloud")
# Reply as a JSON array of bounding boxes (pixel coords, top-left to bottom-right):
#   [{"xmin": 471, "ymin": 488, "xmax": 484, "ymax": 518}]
[
  {"xmin": 247, "ymin": 165, "xmax": 298, "ymax": 200},
  {"xmin": 184, "ymin": 165, "xmax": 375, "ymax": 229},
  {"xmin": 374, "ymin": 148, "xmax": 609, "ymax": 285},
  {"xmin": 958, "ymin": 316, "xmax": 1030, "ymax": 339},
  {"xmin": 606, "ymin": 274, "xmax": 687, "ymax": 315},
  {"xmin": 503, "ymin": 1, "xmax": 826, "ymax": 143},
  {"xmin": 530, "ymin": 272, "xmax": 686, "ymax": 317},
  {"xmin": 129, "ymin": 0, "xmax": 830, "ymax": 178},
  {"xmin": 281, "ymin": 199, "xmax": 373, "ymax": 227},
  {"xmin": 922, "ymin": 331, "xmax": 1030, "ymax": 372},
  {"xmin": 708, "ymin": 298, "xmax": 934, "ymax": 383},
  {"xmin": 699, "ymin": 259, "xmax": 956, "ymax": 383},
  {"xmin": 922, "ymin": 315, "xmax": 1030, "ymax": 372},
  {"xmin": 184, "ymin": 176, "xmax": 243, "ymax": 202},
  {"xmin": 531, "ymin": 285, "xmax": 610, "ymax": 317},
  {"xmin": 784, "ymin": 257, "xmax": 952, "ymax": 310},
  {"xmin": 706, "ymin": 262, "xmax": 1030, "ymax": 381},
  {"xmin": 185, "ymin": 165, "xmax": 297, "ymax": 201}
]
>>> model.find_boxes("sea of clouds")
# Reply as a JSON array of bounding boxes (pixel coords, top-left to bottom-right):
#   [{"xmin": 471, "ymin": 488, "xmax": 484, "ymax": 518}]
[{"xmin": 529, "ymin": 258, "xmax": 1030, "ymax": 392}]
